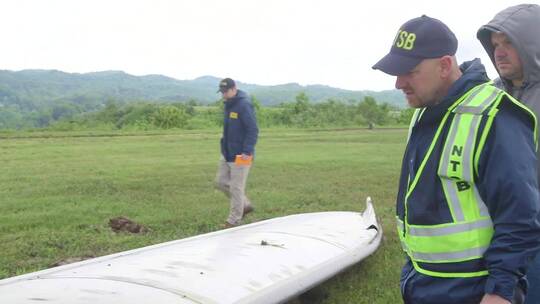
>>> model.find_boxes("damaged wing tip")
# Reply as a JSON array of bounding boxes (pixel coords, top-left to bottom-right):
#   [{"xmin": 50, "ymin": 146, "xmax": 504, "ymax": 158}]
[{"xmin": 363, "ymin": 196, "xmax": 376, "ymax": 220}]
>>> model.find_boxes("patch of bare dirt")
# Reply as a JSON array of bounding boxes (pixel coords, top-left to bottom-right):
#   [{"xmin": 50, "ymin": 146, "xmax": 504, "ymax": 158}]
[{"xmin": 108, "ymin": 216, "xmax": 149, "ymax": 234}]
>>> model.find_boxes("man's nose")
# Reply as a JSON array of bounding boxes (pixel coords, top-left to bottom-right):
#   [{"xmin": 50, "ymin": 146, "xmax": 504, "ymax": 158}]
[
  {"xmin": 395, "ymin": 76, "xmax": 405, "ymax": 90},
  {"xmin": 494, "ymin": 47, "xmax": 507, "ymax": 60}
]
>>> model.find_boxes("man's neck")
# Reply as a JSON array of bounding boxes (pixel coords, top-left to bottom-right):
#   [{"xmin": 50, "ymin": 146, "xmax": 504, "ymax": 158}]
[
  {"xmin": 512, "ymin": 78, "xmax": 524, "ymax": 88},
  {"xmin": 431, "ymin": 69, "xmax": 463, "ymax": 105}
]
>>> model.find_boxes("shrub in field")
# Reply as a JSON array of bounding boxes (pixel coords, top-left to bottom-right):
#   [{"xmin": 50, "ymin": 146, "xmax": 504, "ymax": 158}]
[{"xmin": 151, "ymin": 105, "xmax": 189, "ymax": 129}]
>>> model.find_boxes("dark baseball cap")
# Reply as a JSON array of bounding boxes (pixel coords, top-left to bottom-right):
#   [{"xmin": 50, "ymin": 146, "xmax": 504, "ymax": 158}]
[
  {"xmin": 372, "ymin": 15, "xmax": 458, "ymax": 76},
  {"xmin": 217, "ymin": 78, "xmax": 236, "ymax": 93}
]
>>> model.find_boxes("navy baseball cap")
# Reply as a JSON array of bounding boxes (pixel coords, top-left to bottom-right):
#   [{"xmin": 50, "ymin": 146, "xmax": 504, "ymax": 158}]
[
  {"xmin": 217, "ymin": 78, "xmax": 236, "ymax": 93},
  {"xmin": 372, "ymin": 15, "xmax": 458, "ymax": 76}
]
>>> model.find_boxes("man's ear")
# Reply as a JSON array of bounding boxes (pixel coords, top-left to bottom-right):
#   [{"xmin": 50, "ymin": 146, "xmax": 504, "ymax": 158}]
[{"xmin": 439, "ymin": 55, "xmax": 453, "ymax": 79}]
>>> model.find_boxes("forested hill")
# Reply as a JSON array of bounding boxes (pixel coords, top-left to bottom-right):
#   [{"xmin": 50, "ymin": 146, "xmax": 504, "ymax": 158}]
[{"xmin": 0, "ymin": 69, "xmax": 405, "ymax": 110}]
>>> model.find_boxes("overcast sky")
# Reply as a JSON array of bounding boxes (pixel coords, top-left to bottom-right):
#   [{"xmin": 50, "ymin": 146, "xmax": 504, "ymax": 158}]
[{"xmin": 0, "ymin": 0, "xmax": 531, "ymax": 91}]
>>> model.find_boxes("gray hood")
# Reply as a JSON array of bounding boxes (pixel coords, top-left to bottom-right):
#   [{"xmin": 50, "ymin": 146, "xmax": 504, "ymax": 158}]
[
  {"xmin": 477, "ymin": 4, "xmax": 540, "ymax": 91},
  {"xmin": 478, "ymin": 4, "xmax": 540, "ymax": 186}
]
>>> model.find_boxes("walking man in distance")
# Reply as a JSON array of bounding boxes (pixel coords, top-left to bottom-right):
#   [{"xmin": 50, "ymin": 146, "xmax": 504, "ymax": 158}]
[{"xmin": 214, "ymin": 78, "xmax": 258, "ymax": 228}]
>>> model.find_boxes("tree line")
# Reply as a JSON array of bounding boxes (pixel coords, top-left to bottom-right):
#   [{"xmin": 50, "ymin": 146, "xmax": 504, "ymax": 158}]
[{"xmin": 0, "ymin": 92, "xmax": 414, "ymax": 131}]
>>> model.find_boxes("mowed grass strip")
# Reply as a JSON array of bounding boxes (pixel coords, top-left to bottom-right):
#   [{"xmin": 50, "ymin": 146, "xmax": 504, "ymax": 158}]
[{"xmin": 0, "ymin": 128, "xmax": 407, "ymax": 303}]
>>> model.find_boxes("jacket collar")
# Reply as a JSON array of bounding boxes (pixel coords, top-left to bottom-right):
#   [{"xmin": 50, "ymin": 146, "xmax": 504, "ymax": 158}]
[{"xmin": 225, "ymin": 90, "xmax": 246, "ymax": 109}]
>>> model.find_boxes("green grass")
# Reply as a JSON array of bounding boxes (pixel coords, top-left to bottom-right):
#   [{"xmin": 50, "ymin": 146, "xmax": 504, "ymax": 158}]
[{"xmin": 0, "ymin": 127, "xmax": 407, "ymax": 303}]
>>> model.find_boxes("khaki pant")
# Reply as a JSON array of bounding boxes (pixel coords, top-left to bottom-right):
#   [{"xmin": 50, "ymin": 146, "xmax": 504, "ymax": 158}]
[{"xmin": 214, "ymin": 158, "xmax": 252, "ymax": 225}]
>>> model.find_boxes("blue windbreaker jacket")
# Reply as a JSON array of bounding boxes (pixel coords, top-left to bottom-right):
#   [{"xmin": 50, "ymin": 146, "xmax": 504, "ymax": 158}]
[
  {"xmin": 221, "ymin": 90, "xmax": 259, "ymax": 162},
  {"xmin": 398, "ymin": 59, "xmax": 540, "ymax": 303}
]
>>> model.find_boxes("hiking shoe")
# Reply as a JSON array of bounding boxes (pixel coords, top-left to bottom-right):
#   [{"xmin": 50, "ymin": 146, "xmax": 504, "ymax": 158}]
[
  {"xmin": 222, "ymin": 222, "xmax": 237, "ymax": 229},
  {"xmin": 243, "ymin": 205, "xmax": 254, "ymax": 216}
]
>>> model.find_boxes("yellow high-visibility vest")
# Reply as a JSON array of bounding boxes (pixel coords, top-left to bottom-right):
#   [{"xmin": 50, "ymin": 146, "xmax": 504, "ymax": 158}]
[{"xmin": 398, "ymin": 82, "xmax": 537, "ymax": 278}]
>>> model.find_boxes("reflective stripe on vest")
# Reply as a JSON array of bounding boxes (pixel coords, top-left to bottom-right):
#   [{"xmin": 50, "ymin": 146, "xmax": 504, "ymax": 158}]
[
  {"xmin": 399, "ymin": 82, "xmax": 536, "ymax": 278},
  {"xmin": 438, "ymin": 84, "xmax": 498, "ymax": 221},
  {"xmin": 406, "ymin": 108, "xmax": 425, "ymax": 143}
]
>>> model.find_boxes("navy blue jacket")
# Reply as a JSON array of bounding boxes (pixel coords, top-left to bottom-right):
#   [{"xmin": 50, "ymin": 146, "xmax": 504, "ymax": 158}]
[
  {"xmin": 221, "ymin": 90, "xmax": 259, "ymax": 162},
  {"xmin": 398, "ymin": 59, "xmax": 540, "ymax": 303}
]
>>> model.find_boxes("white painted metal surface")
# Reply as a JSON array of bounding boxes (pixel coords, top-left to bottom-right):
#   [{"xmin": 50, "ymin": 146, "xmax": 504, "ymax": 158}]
[{"xmin": 0, "ymin": 201, "xmax": 382, "ymax": 304}]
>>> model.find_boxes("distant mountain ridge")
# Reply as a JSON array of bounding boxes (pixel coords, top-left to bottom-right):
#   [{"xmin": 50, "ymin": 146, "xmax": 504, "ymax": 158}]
[{"xmin": 0, "ymin": 69, "xmax": 405, "ymax": 110}]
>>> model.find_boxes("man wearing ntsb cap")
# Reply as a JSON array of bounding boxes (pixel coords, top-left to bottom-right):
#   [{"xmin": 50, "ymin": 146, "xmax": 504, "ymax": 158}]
[
  {"xmin": 373, "ymin": 15, "xmax": 540, "ymax": 304},
  {"xmin": 215, "ymin": 78, "xmax": 258, "ymax": 228}
]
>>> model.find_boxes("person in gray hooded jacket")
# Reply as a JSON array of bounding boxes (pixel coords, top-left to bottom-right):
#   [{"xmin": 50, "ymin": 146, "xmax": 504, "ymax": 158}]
[{"xmin": 477, "ymin": 4, "xmax": 540, "ymax": 304}]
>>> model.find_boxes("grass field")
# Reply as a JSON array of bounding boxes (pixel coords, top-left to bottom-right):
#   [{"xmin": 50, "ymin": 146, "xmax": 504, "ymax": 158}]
[{"xmin": 0, "ymin": 128, "xmax": 407, "ymax": 303}]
